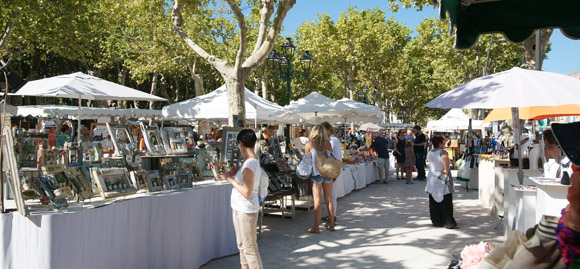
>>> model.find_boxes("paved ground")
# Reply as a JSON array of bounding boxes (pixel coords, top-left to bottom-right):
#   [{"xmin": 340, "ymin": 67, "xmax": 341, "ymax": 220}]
[{"xmin": 202, "ymin": 171, "xmax": 505, "ymax": 268}]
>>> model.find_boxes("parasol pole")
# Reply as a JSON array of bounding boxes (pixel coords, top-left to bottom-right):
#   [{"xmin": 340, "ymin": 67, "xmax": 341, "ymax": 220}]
[
  {"xmin": 344, "ymin": 117, "xmax": 347, "ymax": 150},
  {"xmin": 77, "ymin": 95, "xmax": 82, "ymax": 143},
  {"xmin": 512, "ymin": 107, "xmax": 524, "ymax": 184}
]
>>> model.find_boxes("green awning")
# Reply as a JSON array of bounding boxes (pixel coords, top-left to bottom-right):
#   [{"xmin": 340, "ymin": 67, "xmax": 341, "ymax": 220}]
[{"xmin": 434, "ymin": 0, "xmax": 580, "ymax": 49}]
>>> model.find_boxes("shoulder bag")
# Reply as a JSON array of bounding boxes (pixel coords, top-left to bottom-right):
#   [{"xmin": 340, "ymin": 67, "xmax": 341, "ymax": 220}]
[
  {"xmin": 296, "ymin": 151, "xmax": 313, "ymax": 179},
  {"xmin": 316, "ymin": 150, "xmax": 343, "ymax": 179}
]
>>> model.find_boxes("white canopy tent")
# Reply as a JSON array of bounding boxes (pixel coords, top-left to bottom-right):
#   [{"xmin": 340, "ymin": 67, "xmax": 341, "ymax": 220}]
[
  {"xmin": 277, "ymin": 93, "xmax": 383, "ymax": 123},
  {"xmin": 16, "ymin": 105, "xmax": 162, "ymax": 120},
  {"xmin": 12, "ymin": 72, "xmax": 167, "ymax": 141},
  {"xmin": 162, "ymin": 85, "xmax": 291, "ymax": 125},
  {"xmin": 426, "ymin": 109, "xmax": 484, "ymax": 132}
]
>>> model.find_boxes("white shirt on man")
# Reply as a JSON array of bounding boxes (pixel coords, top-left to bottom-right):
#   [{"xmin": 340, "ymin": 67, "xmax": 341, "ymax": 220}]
[{"xmin": 329, "ymin": 135, "xmax": 342, "ymax": 161}]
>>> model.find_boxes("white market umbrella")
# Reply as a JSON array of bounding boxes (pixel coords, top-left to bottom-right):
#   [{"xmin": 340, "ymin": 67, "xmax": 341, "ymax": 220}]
[
  {"xmin": 13, "ymin": 72, "xmax": 167, "ymax": 141},
  {"xmin": 426, "ymin": 109, "xmax": 484, "ymax": 132},
  {"xmin": 425, "ymin": 67, "xmax": 580, "ymax": 108},
  {"xmin": 162, "ymin": 85, "xmax": 289, "ymax": 125},
  {"xmin": 333, "ymin": 98, "xmax": 383, "ymax": 123},
  {"xmin": 426, "ymin": 67, "xmax": 580, "ymax": 183},
  {"xmin": 359, "ymin": 122, "xmax": 382, "ymax": 132}
]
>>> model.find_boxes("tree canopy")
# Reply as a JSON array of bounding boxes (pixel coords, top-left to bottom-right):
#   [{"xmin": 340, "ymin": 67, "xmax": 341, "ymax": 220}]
[{"xmin": 1, "ymin": 1, "xmax": 527, "ymax": 125}]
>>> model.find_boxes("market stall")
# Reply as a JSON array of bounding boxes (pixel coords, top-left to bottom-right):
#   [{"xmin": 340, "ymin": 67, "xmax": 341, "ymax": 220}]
[
  {"xmin": 0, "ymin": 181, "xmax": 237, "ymax": 269},
  {"xmin": 0, "ymin": 72, "xmax": 253, "ymax": 268},
  {"xmin": 427, "ymin": 67, "xmax": 580, "ymax": 237}
]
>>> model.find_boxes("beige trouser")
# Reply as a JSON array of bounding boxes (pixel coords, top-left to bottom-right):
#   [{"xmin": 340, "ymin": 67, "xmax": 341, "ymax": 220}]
[{"xmin": 232, "ymin": 210, "xmax": 263, "ymax": 269}]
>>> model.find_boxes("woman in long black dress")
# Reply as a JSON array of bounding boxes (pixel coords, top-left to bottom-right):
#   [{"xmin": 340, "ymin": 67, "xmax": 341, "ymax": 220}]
[{"xmin": 394, "ymin": 129, "xmax": 407, "ymax": 180}]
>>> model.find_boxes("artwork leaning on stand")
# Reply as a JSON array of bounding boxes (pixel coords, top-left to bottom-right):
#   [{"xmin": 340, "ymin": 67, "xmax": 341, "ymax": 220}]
[
  {"xmin": 146, "ymin": 171, "xmax": 164, "ymax": 192},
  {"xmin": 161, "ymin": 127, "xmax": 189, "ymax": 155},
  {"xmin": 197, "ymin": 150, "xmax": 218, "ymax": 177},
  {"xmin": 40, "ymin": 164, "xmax": 73, "ymax": 209},
  {"xmin": 130, "ymin": 170, "xmax": 149, "ymax": 193},
  {"xmin": 91, "ymin": 167, "xmax": 137, "ymax": 199},
  {"xmin": 63, "ymin": 166, "xmax": 93, "ymax": 201},
  {"xmin": 140, "ymin": 123, "xmax": 165, "ymax": 156},
  {"xmin": 160, "ymin": 158, "xmax": 180, "ymax": 189}
]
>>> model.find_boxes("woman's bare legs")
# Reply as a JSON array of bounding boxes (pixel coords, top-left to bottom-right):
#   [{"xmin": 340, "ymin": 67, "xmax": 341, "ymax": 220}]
[
  {"xmin": 406, "ymin": 167, "xmax": 413, "ymax": 183},
  {"xmin": 322, "ymin": 181, "xmax": 335, "ymax": 231},
  {"xmin": 309, "ymin": 182, "xmax": 322, "ymax": 233}
]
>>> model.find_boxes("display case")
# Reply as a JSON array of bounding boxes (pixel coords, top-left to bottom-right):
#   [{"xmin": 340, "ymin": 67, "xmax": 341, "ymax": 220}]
[
  {"xmin": 91, "ymin": 167, "xmax": 137, "ymax": 199},
  {"xmin": 107, "ymin": 123, "xmax": 137, "ymax": 165},
  {"xmin": 129, "ymin": 171, "xmax": 149, "ymax": 193},
  {"xmin": 40, "ymin": 164, "xmax": 73, "ymax": 207},
  {"xmin": 82, "ymin": 142, "xmax": 103, "ymax": 163},
  {"xmin": 63, "ymin": 166, "xmax": 93, "ymax": 200},
  {"xmin": 159, "ymin": 158, "xmax": 180, "ymax": 189},
  {"xmin": 179, "ymin": 157, "xmax": 202, "ymax": 181},
  {"xmin": 66, "ymin": 143, "xmax": 83, "ymax": 166},
  {"xmin": 176, "ymin": 157, "xmax": 197, "ymax": 186},
  {"xmin": 197, "ymin": 150, "xmax": 218, "ymax": 177},
  {"xmin": 140, "ymin": 123, "xmax": 165, "ymax": 156},
  {"xmin": 37, "ymin": 148, "xmax": 67, "ymax": 168},
  {"xmin": 146, "ymin": 171, "xmax": 164, "ymax": 192},
  {"xmin": 221, "ymin": 127, "xmax": 243, "ymax": 167},
  {"xmin": 20, "ymin": 173, "xmax": 50, "ymax": 204},
  {"xmin": 160, "ymin": 127, "xmax": 188, "ymax": 155},
  {"xmin": 262, "ymin": 137, "xmax": 290, "ymax": 173}
]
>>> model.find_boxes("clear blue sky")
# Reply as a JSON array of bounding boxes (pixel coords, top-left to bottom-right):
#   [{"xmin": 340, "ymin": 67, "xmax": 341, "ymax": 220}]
[{"xmin": 281, "ymin": 1, "xmax": 580, "ymax": 75}]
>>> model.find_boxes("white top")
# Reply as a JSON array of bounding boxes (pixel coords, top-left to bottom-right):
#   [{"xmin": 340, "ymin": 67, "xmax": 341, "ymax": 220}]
[
  {"xmin": 291, "ymin": 136, "xmax": 309, "ymax": 151},
  {"xmin": 230, "ymin": 158, "xmax": 261, "ymax": 213},
  {"xmin": 425, "ymin": 149, "xmax": 454, "ymax": 203},
  {"xmin": 310, "ymin": 148, "xmax": 322, "ymax": 177},
  {"xmin": 329, "ymin": 136, "xmax": 342, "ymax": 161}
]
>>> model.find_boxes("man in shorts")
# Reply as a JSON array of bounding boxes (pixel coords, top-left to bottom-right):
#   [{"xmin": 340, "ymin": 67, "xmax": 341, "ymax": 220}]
[{"xmin": 365, "ymin": 132, "xmax": 390, "ymax": 184}]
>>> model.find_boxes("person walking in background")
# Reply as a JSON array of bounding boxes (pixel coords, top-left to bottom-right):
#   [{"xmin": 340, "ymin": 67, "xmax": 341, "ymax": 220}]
[
  {"xmin": 386, "ymin": 132, "xmax": 395, "ymax": 151},
  {"xmin": 405, "ymin": 129, "xmax": 415, "ymax": 143},
  {"xmin": 291, "ymin": 128, "xmax": 309, "ymax": 154},
  {"xmin": 425, "ymin": 135, "xmax": 458, "ymax": 229},
  {"xmin": 321, "ymin": 122, "xmax": 341, "ymax": 226},
  {"xmin": 404, "ymin": 139, "xmax": 416, "ymax": 184},
  {"xmin": 305, "ymin": 125, "xmax": 335, "ymax": 233},
  {"xmin": 394, "ymin": 129, "xmax": 406, "ymax": 180},
  {"xmin": 412, "ymin": 126, "xmax": 427, "ymax": 180},
  {"xmin": 360, "ymin": 131, "xmax": 390, "ymax": 184},
  {"xmin": 218, "ymin": 129, "xmax": 263, "ymax": 269},
  {"xmin": 370, "ymin": 132, "xmax": 390, "ymax": 184}
]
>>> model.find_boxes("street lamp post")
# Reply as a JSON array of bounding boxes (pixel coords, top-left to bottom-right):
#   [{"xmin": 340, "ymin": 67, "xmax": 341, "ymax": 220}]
[{"xmin": 267, "ymin": 37, "xmax": 313, "ymax": 150}]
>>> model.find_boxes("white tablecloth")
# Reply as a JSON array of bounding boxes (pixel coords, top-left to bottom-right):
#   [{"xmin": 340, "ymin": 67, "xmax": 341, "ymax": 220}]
[
  {"xmin": 353, "ymin": 164, "xmax": 366, "ymax": 190},
  {"xmin": 341, "ymin": 166, "xmax": 355, "ymax": 196},
  {"xmin": 0, "ymin": 183, "xmax": 237, "ymax": 269},
  {"xmin": 334, "ymin": 167, "xmax": 347, "ymax": 198},
  {"xmin": 365, "ymin": 162, "xmax": 377, "ymax": 185}
]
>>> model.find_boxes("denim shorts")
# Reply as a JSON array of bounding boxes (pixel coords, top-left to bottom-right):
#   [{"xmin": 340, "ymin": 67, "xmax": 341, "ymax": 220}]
[{"xmin": 311, "ymin": 175, "xmax": 333, "ymax": 184}]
